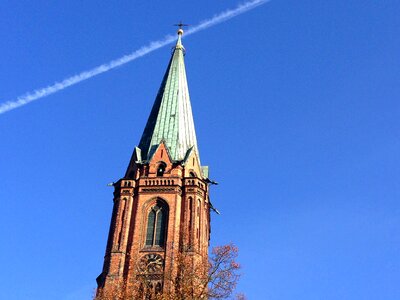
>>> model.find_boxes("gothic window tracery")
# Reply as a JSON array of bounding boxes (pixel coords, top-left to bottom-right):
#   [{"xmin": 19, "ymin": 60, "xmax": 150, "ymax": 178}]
[{"xmin": 145, "ymin": 201, "xmax": 168, "ymax": 247}]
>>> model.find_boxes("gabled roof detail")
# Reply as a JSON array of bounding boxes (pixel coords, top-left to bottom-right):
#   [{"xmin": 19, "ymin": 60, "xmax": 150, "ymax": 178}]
[
  {"xmin": 138, "ymin": 31, "xmax": 199, "ymax": 163},
  {"xmin": 147, "ymin": 140, "xmax": 173, "ymax": 165}
]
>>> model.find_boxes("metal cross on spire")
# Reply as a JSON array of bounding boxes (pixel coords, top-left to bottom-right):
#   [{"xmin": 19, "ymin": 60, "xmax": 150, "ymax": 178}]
[
  {"xmin": 173, "ymin": 21, "xmax": 189, "ymax": 30},
  {"xmin": 174, "ymin": 21, "xmax": 189, "ymax": 35}
]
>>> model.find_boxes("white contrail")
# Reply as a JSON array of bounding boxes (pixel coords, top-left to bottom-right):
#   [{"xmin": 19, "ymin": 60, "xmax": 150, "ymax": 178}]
[{"xmin": 0, "ymin": 0, "xmax": 268, "ymax": 115}]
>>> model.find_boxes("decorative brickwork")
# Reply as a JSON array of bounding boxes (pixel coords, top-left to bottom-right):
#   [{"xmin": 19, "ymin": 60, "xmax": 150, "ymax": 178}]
[
  {"xmin": 96, "ymin": 142, "xmax": 210, "ymax": 295},
  {"xmin": 96, "ymin": 31, "xmax": 211, "ymax": 297}
]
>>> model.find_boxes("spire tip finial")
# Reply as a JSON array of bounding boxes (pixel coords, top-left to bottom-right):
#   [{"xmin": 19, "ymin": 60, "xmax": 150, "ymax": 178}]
[{"xmin": 174, "ymin": 21, "xmax": 188, "ymax": 36}]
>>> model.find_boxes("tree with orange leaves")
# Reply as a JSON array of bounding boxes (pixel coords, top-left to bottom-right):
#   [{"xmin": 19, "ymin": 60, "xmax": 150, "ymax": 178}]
[{"xmin": 94, "ymin": 243, "xmax": 242, "ymax": 300}]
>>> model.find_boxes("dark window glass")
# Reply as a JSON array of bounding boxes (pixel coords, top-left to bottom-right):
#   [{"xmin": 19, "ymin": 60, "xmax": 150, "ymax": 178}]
[
  {"xmin": 157, "ymin": 163, "xmax": 166, "ymax": 177},
  {"xmin": 146, "ymin": 210, "xmax": 156, "ymax": 246},
  {"xmin": 145, "ymin": 202, "xmax": 168, "ymax": 247},
  {"xmin": 155, "ymin": 208, "xmax": 167, "ymax": 246}
]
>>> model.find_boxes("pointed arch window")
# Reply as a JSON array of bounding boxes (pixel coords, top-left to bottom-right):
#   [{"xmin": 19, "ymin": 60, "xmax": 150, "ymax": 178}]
[
  {"xmin": 157, "ymin": 162, "xmax": 167, "ymax": 177},
  {"xmin": 145, "ymin": 202, "xmax": 168, "ymax": 247}
]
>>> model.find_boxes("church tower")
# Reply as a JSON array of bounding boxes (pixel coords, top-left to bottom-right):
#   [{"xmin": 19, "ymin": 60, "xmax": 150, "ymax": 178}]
[{"xmin": 96, "ymin": 29, "xmax": 211, "ymax": 297}]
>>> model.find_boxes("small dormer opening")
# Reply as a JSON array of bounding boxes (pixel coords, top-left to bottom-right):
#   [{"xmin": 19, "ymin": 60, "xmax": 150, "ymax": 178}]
[
  {"xmin": 157, "ymin": 162, "xmax": 167, "ymax": 177},
  {"xmin": 189, "ymin": 171, "xmax": 196, "ymax": 177}
]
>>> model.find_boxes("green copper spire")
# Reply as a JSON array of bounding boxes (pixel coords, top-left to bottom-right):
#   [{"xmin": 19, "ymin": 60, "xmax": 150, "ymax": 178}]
[{"xmin": 138, "ymin": 29, "xmax": 199, "ymax": 162}]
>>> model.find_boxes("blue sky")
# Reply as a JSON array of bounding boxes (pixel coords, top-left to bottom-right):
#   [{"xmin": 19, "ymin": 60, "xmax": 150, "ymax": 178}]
[{"xmin": 1, "ymin": 1, "xmax": 399, "ymax": 299}]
